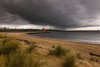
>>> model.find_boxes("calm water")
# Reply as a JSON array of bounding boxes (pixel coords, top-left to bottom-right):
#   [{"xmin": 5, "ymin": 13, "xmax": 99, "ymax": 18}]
[{"xmin": 28, "ymin": 31, "xmax": 100, "ymax": 44}]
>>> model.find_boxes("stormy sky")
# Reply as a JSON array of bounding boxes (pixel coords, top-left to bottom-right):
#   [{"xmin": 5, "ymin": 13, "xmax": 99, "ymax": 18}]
[{"xmin": 0, "ymin": 0, "xmax": 100, "ymax": 30}]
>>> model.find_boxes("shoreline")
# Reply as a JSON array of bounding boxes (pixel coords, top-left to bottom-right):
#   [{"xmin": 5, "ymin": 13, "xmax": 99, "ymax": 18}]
[
  {"xmin": 8, "ymin": 32, "xmax": 100, "ymax": 53},
  {"xmin": 7, "ymin": 32, "xmax": 100, "ymax": 66},
  {"xmin": 27, "ymin": 32, "xmax": 100, "ymax": 45},
  {"xmin": 3, "ymin": 31, "xmax": 100, "ymax": 44}
]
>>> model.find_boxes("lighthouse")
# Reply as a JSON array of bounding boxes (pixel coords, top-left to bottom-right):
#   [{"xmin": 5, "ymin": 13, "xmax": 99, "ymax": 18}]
[{"xmin": 42, "ymin": 28, "xmax": 45, "ymax": 32}]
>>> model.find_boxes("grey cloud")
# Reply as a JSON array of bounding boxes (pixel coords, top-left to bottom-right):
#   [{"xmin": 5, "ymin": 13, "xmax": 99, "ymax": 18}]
[
  {"xmin": 0, "ymin": 0, "xmax": 100, "ymax": 29},
  {"xmin": 0, "ymin": 11, "xmax": 28, "ymax": 25}
]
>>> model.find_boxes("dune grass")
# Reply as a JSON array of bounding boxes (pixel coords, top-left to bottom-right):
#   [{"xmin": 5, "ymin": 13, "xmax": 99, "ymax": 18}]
[
  {"xmin": 49, "ymin": 45, "xmax": 77, "ymax": 67},
  {"xmin": 0, "ymin": 38, "xmax": 20, "ymax": 56},
  {"xmin": 0, "ymin": 55, "xmax": 7, "ymax": 67},
  {"xmin": 0, "ymin": 33, "xmax": 6, "ymax": 38},
  {"xmin": 0, "ymin": 34, "xmax": 44, "ymax": 67},
  {"xmin": 0, "ymin": 50, "xmax": 44, "ymax": 67},
  {"xmin": 62, "ymin": 53, "xmax": 76, "ymax": 67},
  {"xmin": 49, "ymin": 45, "xmax": 67, "ymax": 56},
  {"xmin": 8, "ymin": 50, "xmax": 44, "ymax": 67},
  {"xmin": 26, "ymin": 44, "xmax": 36, "ymax": 53},
  {"xmin": 76, "ymin": 53, "xmax": 84, "ymax": 60}
]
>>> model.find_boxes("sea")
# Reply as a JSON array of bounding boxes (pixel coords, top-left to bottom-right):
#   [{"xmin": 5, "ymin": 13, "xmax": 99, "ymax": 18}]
[{"xmin": 28, "ymin": 31, "xmax": 100, "ymax": 44}]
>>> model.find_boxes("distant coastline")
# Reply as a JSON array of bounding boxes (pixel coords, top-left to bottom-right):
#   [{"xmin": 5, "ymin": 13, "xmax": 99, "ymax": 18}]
[{"xmin": 0, "ymin": 28, "xmax": 100, "ymax": 32}]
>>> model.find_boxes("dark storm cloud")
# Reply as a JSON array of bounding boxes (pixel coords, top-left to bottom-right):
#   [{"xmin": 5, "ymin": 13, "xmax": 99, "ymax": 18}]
[{"xmin": 0, "ymin": 0, "xmax": 100, "ymax": 28}]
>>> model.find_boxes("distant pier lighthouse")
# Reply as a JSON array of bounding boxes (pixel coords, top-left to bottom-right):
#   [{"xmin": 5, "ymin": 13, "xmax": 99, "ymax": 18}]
[{"xmin": 42, "ymin": 28, "xmax": 45, "ymax": 32}]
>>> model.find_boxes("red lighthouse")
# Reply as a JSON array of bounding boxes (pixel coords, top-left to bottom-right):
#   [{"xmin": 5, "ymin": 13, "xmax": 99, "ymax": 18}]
[{"xmin": 42, "ymin": 28, "xmax": 45, "ymax": 32}]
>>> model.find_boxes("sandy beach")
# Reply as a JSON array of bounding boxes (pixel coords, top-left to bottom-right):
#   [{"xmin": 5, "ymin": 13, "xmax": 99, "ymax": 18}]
[{"xmin": 7, "ymin": 32, "xmax": 100, "ymax": 67}]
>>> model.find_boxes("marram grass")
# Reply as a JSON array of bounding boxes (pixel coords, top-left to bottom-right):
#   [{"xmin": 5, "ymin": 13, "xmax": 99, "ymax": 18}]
[
  {"xmin": 0, "ymin": 33, "xmax": 78, "ymax": 67},
  {"xmin": 62, "ymin": 53, "xmax": 76, "ymax": 67},
  {"xmin": 0, "ymin": 38, "xmax": 20, "ymax": 56},
  {"xmin": 49, "ymin": 45, "xmax": 77, "ymax": 67},
  {"xmin": 8, "ymin": 50, "xmax": 44, "ymax": 67},
  {"xmin": 0, "ymin": 37, "xmax": 44, "ymax": 67},
  {"xmin": 0, "ymin": 33, "xmax": 6, "ymax": 38},
  {"xmin": 49, "ymin": 45, "xmax": 69, "ymax": 56}
]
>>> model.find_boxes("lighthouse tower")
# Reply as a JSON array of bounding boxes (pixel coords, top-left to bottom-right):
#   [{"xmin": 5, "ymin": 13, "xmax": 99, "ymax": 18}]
[{"xmin": 42, "ymin": 28, "xmax": 45, "ymax": 32}]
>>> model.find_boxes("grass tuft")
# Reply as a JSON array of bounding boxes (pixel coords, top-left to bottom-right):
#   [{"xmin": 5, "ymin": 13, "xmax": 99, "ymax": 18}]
[
  {"xmin": 0, "ymin": 38, "xmax": 20, "ymax": 56},
  {"xmin": 8, "ymin": 50, "xmax": 44, "ymax": 67},
  {"xmin": 0, "ymin": 37, "xmax": 44, "ymax": 67},
  {"xmin": 0, "ymin": 33, "xmax": 6, "ymax": 38},
  {"xmin": 49, "ymin": 46, "xmax": 67, "ymax": 56},
  {"xmin": 26, "ymin": 44, "xmax": 36, "ymax": 53},
  {"xmin": 76, "ymin": 53, "xmax": 84, "ymax": 60},
  {"xmin": 62, "ymin": 53, "xmax": 76, "ymax": 67},
  {"xmin": 0, "ymin": 55, "xmax": 7, "ymax": 67}
]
